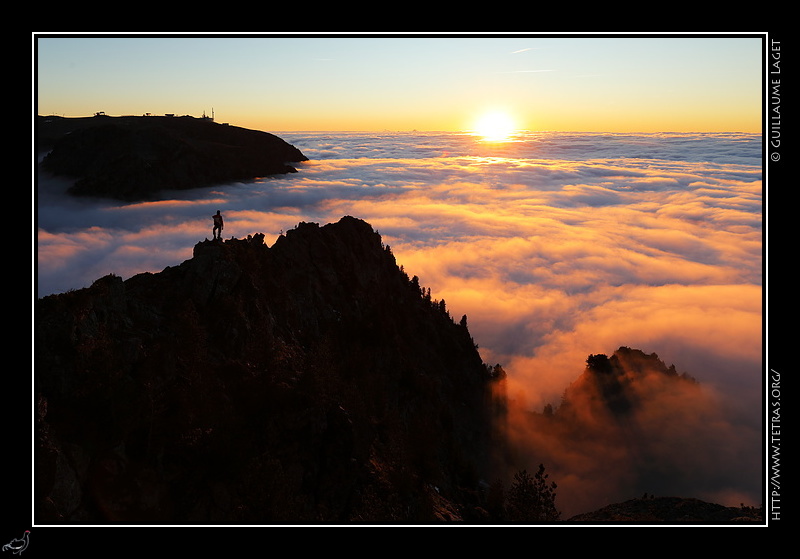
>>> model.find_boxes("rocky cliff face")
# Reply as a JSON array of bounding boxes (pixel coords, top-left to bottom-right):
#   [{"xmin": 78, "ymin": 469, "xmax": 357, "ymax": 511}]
[
  {"xmin": 35, "ymin": 217, "xmax": 500, "ymax": 523},
  {"xmin": 37, "ymin": 115, "xmax": 308, "ymax": 201}
]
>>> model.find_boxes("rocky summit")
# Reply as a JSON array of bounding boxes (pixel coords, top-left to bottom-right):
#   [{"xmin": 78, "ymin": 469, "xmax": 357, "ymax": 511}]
[
  {"xmin": 35, "ymin": 216, "xmax": 502, "ymax": 524},
  {"xmin": 37, "ymin": 115, "xmax": 308, "ymax": 201}
]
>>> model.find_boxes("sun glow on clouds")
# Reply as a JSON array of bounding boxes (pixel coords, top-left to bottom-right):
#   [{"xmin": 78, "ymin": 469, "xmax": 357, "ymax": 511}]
[
  {"xmin": 36, "ymin": 131, "xmax": 762, "ymax": 515},
  {"xmin": 472, "ymin": 110, "xmax": 520, "ymax": 142}
]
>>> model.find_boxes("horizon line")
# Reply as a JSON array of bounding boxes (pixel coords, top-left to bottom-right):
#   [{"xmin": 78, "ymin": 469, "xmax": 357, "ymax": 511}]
[{"xmin": 35, "ymin": 114, "xmax": 762, "ymax": 136}]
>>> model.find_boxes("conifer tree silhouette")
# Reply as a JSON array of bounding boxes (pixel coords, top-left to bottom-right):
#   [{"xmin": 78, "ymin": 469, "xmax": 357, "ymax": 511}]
[{"xmin": 506, "ymin": 464, "xmax": 560, "ymax": 522}]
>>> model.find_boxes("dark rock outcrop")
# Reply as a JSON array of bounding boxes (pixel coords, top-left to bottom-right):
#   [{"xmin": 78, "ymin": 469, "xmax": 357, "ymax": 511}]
[
  {"xmin": 35, "ymin": 217, "xmax": 499, "ymax": 524},
  {"xmin": 37, "ymin": 115, "xmax": 308, "ymax": 201},
  {"xmin": 561, "ymin": 347, "xmax": 698, "ymax": 419},
  {"xmin": 567, "ymin": 496, "xmax": 763, "ymax": 523}
]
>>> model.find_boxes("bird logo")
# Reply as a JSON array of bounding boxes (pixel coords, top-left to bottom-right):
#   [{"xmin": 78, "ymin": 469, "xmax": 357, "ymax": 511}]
[{"xmin": 2, "ymin": 531, "xmax": 29, "ymax": 555}]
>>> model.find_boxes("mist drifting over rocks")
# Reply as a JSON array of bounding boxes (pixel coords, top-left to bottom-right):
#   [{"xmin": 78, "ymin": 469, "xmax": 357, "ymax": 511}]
[{"xmin": 35, "ymin": 129, "xmax": 763, "ymax": 522}]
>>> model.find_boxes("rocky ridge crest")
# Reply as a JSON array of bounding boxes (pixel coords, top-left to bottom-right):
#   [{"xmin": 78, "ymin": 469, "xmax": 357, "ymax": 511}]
[{"xmin": 35, "ymin": 216, "xmax": 497, "ymax": 523}]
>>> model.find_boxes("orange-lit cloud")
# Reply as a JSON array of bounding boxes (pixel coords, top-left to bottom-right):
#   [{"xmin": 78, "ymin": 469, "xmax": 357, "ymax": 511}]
[
  {"xmin": 502, "ymin": 344, "xmax": 761, "ymax": 517},
  {"xmin": 36, "ymin": 131, "xmax": 762, "ymax": 516}
]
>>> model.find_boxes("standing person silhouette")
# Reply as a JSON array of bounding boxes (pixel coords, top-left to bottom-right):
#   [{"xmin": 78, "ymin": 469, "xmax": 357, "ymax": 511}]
[{"xmin": 212, "ymin": 210, "xmax": 224, "ymax": 240}]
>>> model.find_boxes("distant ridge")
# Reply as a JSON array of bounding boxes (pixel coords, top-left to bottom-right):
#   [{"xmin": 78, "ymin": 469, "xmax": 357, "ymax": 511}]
[
  {"xmin": 37, "ymin": 114, "xmax": 308, "ymax": 201},
  {"xmin": 567, "ymin": 496, "xmax": 762, "ymax": 523}
]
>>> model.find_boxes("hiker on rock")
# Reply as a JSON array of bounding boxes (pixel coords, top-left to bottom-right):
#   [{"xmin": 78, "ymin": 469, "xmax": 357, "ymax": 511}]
[{"xmin": 212, "ymin": 210, "xmax": 224, "ymax": 240}]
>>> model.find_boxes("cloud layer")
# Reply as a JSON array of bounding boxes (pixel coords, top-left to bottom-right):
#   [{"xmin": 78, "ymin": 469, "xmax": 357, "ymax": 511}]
[{"xmin": 35, "ymin": 131, "xmax": 763, "ymax": 515}]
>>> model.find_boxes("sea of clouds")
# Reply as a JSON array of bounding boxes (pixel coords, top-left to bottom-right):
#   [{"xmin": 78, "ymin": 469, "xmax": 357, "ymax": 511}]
[{"xmin": 35, "ymin": 131, "xmax": 764, "ymax": 515}]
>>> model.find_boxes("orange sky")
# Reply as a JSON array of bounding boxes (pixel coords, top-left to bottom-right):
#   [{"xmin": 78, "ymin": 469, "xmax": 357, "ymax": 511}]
[{"xmin": 36, "ymin": 34, "xmax": 764, "ymax": 133}]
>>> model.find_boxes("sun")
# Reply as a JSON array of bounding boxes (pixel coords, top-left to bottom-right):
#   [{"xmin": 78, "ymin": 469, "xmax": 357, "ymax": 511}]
[{"xmin": 472, "ymin": 110, "xmax": 518, "ymax": 142}]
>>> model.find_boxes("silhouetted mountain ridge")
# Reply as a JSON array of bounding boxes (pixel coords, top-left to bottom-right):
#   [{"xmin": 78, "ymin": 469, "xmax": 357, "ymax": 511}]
[
  {"xmin": 37, "ymin": 115, "xmax": 308, "ymax": 200},
  {"xmin": 35, "ymin": 216, "xmax": 499, "ymax": 523}
]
